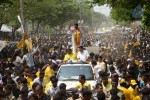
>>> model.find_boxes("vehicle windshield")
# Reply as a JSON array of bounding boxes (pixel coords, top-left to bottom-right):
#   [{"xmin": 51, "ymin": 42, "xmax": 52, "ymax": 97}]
[{"xmin": 57, "ymin": 65, "xmax": 94, "ymax": 81}]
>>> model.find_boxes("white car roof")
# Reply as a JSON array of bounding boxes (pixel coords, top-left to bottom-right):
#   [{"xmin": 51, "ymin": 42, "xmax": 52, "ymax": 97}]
[{"xmin": 60, "ymin": 64, "xmax": 92, "ymax": 67}]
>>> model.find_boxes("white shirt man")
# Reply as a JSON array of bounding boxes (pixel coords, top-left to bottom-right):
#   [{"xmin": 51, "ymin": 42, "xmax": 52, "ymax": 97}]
[
  {"xmin": 91, "ymin": 61, "xmax": 101, "ymax": 79},
  {"xmin": 77, "ymin": 46, "xmax": 89, "ymax": 62},
  {"xmin": 94, "ymin": 65, "xmax": 101, "ymax": 79},
  {"xmin": 47, "ymin": 86, "xmax": 59, "ymax": 98},
  {"xmin": 33, "ymin": 77, "xmax": 45, "ymax": 86},
  {"xmin": 95, "ymin": 39, "xmax": 100, "ymax": 46},
  {"xmin": 21, "ymin": 46, "xmax": 39, "ymax": 67}
]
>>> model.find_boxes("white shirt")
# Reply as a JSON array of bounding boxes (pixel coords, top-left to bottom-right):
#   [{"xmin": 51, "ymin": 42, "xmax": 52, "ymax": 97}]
[
  {"xmin": 95, "ymin": 41, "xmax": 100, "ymax": 46},
  {"xmin": 16, "ymin": 56, "xmax": 22, "ymax": 63},
  {"xmin": 93, "ymin": 65, "xmax": 101, "ymax": 79},
  {"xmin": 47, "ymin": 86, "xmax": 59, "ymax": 98},
  {"xmin": 77, "ymin": 50, "xmax": 89, "ymax": 61},
  {"xmin": 21, "ymin": 46, "xmax": 38, "ymax": 67},
  {"xmin": 33, "ymin": 77, "xmax": 44, "ymax": 86},
  {"xmin": 98, "ymin": 61, "xmax": 106, "ymax": 72}
]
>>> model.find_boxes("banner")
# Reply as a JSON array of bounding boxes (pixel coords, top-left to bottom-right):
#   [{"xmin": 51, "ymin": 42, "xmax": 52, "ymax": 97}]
[{"xmin": 85, "ymin": 46, "xmax": 100, "ymax": 54}]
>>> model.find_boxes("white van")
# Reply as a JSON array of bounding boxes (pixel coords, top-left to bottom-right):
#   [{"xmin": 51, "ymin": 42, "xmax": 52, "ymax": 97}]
[{"xmin": 56, "ymin": 64, "xmax": 96, "ymax": 90}]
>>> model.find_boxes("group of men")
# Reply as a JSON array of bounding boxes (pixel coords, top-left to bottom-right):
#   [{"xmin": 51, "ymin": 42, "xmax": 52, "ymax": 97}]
[{"xmin": 0, "ymin": 23, "xmax": 149, "ymax": 100}]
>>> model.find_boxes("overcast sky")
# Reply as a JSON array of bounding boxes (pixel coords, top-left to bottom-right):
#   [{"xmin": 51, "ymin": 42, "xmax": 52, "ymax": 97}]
[{"xmin": 93, "ymin": 4, "xmax": 111, "ymax": 16}]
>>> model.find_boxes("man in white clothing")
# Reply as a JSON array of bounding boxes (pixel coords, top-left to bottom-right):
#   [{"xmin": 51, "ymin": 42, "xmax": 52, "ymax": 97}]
[
  {"xmin": 47, "ymin": 76, "xmax": 59, "ymax": 99},
  {"xmin": 21, "ymin": 46, "xmax": 39, "ymax": 67},
  {"xmin": 91, "ymin": 60, "xmax": 101, "ymax": 80},
  {"xmin": 77, "ymin": 46, "xmax": 89, "ymax": 63},
  {"xmin": 33, "ymin": 71, "xmax": 45, "ymax": 86}
]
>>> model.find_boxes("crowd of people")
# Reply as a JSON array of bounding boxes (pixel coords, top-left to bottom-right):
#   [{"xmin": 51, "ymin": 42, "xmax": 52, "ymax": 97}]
[{"xmin": 0, "ymin": 25, "xmax": 149, "ymax": 100}]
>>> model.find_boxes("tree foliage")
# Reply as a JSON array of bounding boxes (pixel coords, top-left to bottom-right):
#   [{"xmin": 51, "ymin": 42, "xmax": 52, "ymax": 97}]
[
  {"xmin": 92, "ymin": 0, "xmax": 150, "ymax": 27},
  {"xmin": 0, "ymin": 0, "xmax": 109, "ymax": 34}
]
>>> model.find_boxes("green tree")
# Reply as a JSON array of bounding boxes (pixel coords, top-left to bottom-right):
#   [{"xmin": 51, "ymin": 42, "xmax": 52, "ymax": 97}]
[{"xmin": 92, "ymin": 0, "xmax": 150, "ymax": 28}]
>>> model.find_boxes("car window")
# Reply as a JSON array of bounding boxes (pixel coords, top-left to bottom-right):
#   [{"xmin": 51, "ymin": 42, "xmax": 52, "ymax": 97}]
[{"xmin": 57, "ymin": 65, "xmax": 94, "ymax": 81}]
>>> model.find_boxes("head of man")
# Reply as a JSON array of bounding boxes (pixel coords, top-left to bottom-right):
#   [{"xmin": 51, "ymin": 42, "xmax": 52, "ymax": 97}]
[
  {"xmin": 50, "ymin": 76, "xmax": 58, "ymax": 88},
  {"xmin": 82, "ymin": 89, "xmax": 92, "ymax": 100},
  {"xmin": 79, "ymin": 75, "xmax": 86, "ymax": 85},
  {"xmin": 130, "ymin": 80, "xmax": 137, "ymax": 89},
  {"xmin": 59, "ymin": 83, "xmax": 66, "ymax": 94},
  {"xmin": 95, "ymin": 83, "xmax": 103, "ymax": 93},
  {"xmin": 20, "ymin": 78, "xmax": 27, "ymax": 86},
  {"xmin": 98, "ymin": 56, "xmax": 103, "ymax": 62},
  {"xmin": 141, "ymin": 71, "xmax": 149, "ymax": 83},
  {"xmin": 4, "ymin": 84, "xmax": 12, "ymax": 96},
  {"xmin": 67, "ymin": 49, "xmax": 72, "ymax": 55},
  {"xmin": 32, "ymin": 83, "xmax": 39, "ymax": 93},
  {"xmin": 102, "ymin": 76, "xmax": 108, "ymax": 87},
  {"xmin": 47, "ymin": 59, "xmax": 52, "ymax": 65},
  {"xmin": 74, "ymin": 23, "xmax": 78, "ymax": 30},
  {"xmin": 112, "ymin": 78, "xmax": 118, "ymax": 88},
  {"xmin": 91, "ymin": 60, "xmax": 97, "ymax": 67},
  {"xmin": 35, "ymin": 84, "xmax": 44, "ymax": 96},
  {"xmin": 120, "ymin": 78, "xmax": 127, "ymax": 88},
  {"xmin": 39, "ymin": 71, "xmax": 45, "ymax": 82},
  {"xmin": 78, "ymin": 46, "xmax": 84, "ymax": 52}
]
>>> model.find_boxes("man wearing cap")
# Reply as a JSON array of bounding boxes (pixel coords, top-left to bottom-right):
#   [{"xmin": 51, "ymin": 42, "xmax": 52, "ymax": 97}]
[
  {"xmin": 118, "ymin": 78, "xmax": 134, "ymax": 100},
  {"xmin": 128, "ymin": 80, "xmax": 139, "ymax": 97}
]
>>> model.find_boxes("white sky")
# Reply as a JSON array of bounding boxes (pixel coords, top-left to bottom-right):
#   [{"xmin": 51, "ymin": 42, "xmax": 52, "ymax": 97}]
[{"xmin": 93, "ymin": 4, "xmax": 111, "ymax": 16}]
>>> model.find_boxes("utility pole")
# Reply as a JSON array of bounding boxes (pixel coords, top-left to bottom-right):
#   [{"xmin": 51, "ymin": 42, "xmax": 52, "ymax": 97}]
[
  {"xmin": 20, "ymin": 0, "xmax": 24, "ymax": 32},
  {"xmin": 91, "ymin": 0, "xmax": 93, "ymax": 28},
  {"xmin": 20, "ymin": 0, "xmax": 28, "ymax": 34}
]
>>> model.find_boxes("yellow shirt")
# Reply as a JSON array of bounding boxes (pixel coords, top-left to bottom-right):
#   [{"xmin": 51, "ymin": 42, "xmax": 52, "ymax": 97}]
[
  {"xmin": 97, "ymin": 61, "xmax": 106, "ymax": 72},
  {"xmin": 74, "ymin": 81, "xmax": 91, "ymax": 90},
  {"xmin": 44, "ymin": 66, "xmax": 54, "ymax": 86},
  {"xmin": 26, "ymin": 77, "xmax": 33, "ymax": 88},
  {"xmin": 102, "ymin": 80, "xmax": 112, "ymax": 95},
  {"xmin": 118, "ymin": 87, "xmax": 134, "ymax": 100},
  {"xmin": 64, "ymin": 52, "xmax": 77, "ymax": 61},
  {"xmin": 133, "ymin": 96, "xmax": 141, "ymax": 100},
  {"xmin": 45, "ymin": 81, "xmax": 52, "ymax": 94},
  {"xmin": 128, "ymin": 87, "xmax": 138, "ymax": 97},
  {"xmin": 135, "ymin": 60, "xmax": 139, "ymax": 66},
  {"xmin": 29, "ymin": 81, "xmax": 33, "ymax": 88},
  {"xmin": 36, "ymin": 71, "xmax": 40, "ymax": 77}
]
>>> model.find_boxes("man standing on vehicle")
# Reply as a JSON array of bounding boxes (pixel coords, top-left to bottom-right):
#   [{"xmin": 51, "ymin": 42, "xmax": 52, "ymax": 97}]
[
  {"xmin": 77, "ymin": 46, "xmax": 90, "ymax": 64},
  {"xmin": 68, "ymin": 23, "xmax": 81, "ymax": 53},
  {"xmin": 74, "ymin": 75, "xmax": 91, "ymax": 90},
  {"xmin": 91, "ymin": 60, "xmax": 101, "ymax": 80}
]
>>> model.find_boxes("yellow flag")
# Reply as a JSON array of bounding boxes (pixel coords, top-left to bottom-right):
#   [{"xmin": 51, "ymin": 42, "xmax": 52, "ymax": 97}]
[
  {"xmin": 124, "ymin": 43, "xmax": 128, "ymax": 50},
  {"xmin": 129, "ymin": 50, "xmax": 132, "ymax": 57},
  {"xmin": 49, "ymin": 48, "xmax": 54, "ymax": 53},
  {"xmin": 35, "ymin": 36, "xmax": 38, "ymax": 43},
  {"xmin": 17, "ymin": 39, "xmax": 24, "ymax": 48},
  {"xmin": 133, "ymin": 41, "xmax": 140, "ymax": 47},
  {"xmin": 4, "ymin": 39, "xmax": 7, "ymax": 46},
  {"xmin": 25, "ymin": 38, "xmax": 33, "ymax": 52}
]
